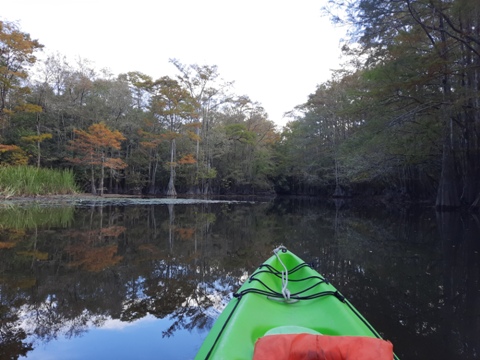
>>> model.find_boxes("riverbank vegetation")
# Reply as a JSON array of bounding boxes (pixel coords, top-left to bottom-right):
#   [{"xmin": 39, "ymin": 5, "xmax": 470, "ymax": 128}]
[
  {"xmin": 1, "ymin": 1, "xmax": 479, "ymax": 209},
  {"xmin": 0, "ymin": 166, "xmax": 78, "ymax": 197}
]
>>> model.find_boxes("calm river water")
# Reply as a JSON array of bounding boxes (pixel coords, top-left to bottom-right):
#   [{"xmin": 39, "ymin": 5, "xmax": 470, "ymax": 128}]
[{"xmin": 0, "ymin": 196, "xmax": 478, "ymax": 359}]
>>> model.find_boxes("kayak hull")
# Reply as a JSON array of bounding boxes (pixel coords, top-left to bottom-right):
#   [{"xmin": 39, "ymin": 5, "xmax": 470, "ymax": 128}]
[{"xmin": 195, "ymin": 248, "xmax": 394, "ymax": 359}]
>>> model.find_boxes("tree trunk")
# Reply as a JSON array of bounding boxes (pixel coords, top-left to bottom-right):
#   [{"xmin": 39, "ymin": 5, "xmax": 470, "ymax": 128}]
[
  {"xmin": 436, "ymin": 129, "xmax": 460, "ymax": 209},
  {"xmin": 36, "ymin": 140, "xmax": 41, "ymax": 167},
  {"xmin": 166, "ymin": 138, "xmax": 177, "ymax": 197},
  {"xmin": 99, "ymin": 159, "xmax": 105, "ymax": 196},
  {"xmin": 90, "ymin": 165, "xmax": 96, "ymax": 195},
  {"xmin": 472, "ymin": 192, "xmax": 480, "ymax": 209},
  {"xmin": 461, "ymin": 118, "xmax": 480, "ymax": 206},
  {"xmin": 167, "ymin": 174, "xmax": 176, "ymax": 197},
  {"xmin": 435, "ymin": 15, "xmax": 460, "ymax": 210},
  {"xmin": 167, "ymin": 204, "xmax": 175, "ymax": 249},
  {"xmin": 148, "ymin": 158, "xmax": 158, "ymax": 195},
  {"xmin": 36, "ymin": 117, "xmax": 41, "ymax": 167}
]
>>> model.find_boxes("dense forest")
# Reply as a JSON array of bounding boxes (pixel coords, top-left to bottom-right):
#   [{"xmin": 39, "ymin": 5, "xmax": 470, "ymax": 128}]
[{"xmin": 1, "ymin": 0, "xmax": 479, "ymax": 209}]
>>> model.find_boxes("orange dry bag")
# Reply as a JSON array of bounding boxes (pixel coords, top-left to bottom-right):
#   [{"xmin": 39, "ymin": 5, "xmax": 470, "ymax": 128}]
[{"xmin": 252, "ymin": 334, "xmax": 393, "ymax": 360}]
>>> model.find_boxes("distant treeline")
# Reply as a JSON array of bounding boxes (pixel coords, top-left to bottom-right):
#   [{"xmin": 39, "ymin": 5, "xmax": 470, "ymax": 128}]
[{"xmin": 1, "ymin": 2, "xmax": 480, "ymax": 209}]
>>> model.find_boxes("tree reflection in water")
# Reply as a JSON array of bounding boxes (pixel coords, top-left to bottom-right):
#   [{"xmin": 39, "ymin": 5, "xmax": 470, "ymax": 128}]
[
  {"xmin": 0, "ymin": 198, "xmax": 478, "ymax": 359},
  {"xmin": 0, "ymin": 305, "xmax": 33, "ymax": 359}
]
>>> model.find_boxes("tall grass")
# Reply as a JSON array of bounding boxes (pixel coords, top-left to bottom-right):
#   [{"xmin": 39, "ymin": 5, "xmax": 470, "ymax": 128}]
[{"xmin": 0, "ymin": 166, "xmax": 79, "ymax": 197}]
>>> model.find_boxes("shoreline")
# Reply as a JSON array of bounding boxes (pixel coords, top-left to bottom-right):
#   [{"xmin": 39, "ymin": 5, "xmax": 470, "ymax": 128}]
[{"xmin": 0, "ymin": 193, "xmax": 141, "ymax": 205}]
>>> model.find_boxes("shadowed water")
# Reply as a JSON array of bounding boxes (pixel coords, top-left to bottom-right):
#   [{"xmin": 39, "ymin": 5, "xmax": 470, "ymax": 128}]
[{"xmin": 0, "ymin": 197, "xmax": 478, "ymax": 359}]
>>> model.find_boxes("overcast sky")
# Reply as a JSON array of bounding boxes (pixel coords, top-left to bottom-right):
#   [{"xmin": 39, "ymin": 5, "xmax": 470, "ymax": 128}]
[{"xmin": 2, "ymin": 0, "xmax": 345, "ymax": 126}]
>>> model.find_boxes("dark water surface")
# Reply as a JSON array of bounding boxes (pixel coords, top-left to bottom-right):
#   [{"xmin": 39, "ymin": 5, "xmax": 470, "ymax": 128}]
[{"xmin": 0, "ymin": 197, "xmax": 478, "ymax": 359}]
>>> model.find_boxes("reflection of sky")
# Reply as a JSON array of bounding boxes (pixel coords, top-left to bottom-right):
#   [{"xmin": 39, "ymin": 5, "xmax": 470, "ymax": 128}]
[{"xmin": 26, "ymin": 315, "xmax": 206, "ymax": 360}]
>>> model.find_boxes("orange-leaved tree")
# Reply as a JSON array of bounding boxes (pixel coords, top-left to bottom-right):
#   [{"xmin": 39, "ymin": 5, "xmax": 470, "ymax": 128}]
[
  {"xmin": 0, "ymin": 144, "xmax": 29, "ymax": 165},
  {"xmin": 0, "ymin": 20, "xmax": 43, "ymax": 135},
  {"xmin": 67, "ymin": 122, "xmax": 127, "ymax": 195}
]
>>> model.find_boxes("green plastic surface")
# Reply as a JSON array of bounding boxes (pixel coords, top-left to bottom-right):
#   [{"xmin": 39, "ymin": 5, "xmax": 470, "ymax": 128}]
[{"xmin": 195, "ymin": 249, "xmax": 392, "ymax": 360}]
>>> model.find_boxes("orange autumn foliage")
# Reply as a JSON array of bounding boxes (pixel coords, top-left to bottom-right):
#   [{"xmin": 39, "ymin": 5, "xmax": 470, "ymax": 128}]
[
  {"xmin": 100, "ymin": 225, "xmax": 126, "ymax": 237},
  {"xmin": 67, "ymin": 122, "xmax": 127, "ymax": 170},
  {"xmin": 175, "ymin": 227, "xmax": 195, "ymax": 240},
  {"xmin": 0, "ymin": 241, "xmax": 16, "ymax": 249},
  {"xmin": 67, "ymin": 244, "xmax": 123, "ymax": 272},
  {"xmin": 16, "ymin": 250, "xmax": 49, "ymax": 260},
  {"xmin": 0, "ymin": 144, "xmax": 29, "ymax": 165},
  {"xmin": 177, "ymin": 154, "xmax": 196, "ymax": 165}
]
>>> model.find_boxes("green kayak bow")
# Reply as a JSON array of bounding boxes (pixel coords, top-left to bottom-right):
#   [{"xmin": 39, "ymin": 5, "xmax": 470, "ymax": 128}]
[{"xmin": 195, "ymin": 246, "xmax": 398, "ymax": 360}]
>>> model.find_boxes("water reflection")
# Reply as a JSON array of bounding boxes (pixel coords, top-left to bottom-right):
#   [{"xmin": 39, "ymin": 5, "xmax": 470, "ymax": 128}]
[{"xmin": 0, "ymin": 198, "xmax": 478, "ymax": 359}]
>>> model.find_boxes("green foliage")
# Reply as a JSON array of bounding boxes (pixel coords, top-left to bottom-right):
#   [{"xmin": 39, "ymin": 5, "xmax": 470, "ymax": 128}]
[
  {"xmin": 322, "ymin": 0, "xmax": 480, "ymax": 205},
  {"xmin": 211, "ymin": 105, "xmax": 277, "ymax": 193},
  {"xmin": 225, "ymin": 124, "xmax": 256, "ymax": 144}
]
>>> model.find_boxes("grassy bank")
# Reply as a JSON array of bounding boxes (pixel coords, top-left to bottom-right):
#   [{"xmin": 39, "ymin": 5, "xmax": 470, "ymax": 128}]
[{"xmin": 0, "ymin": 166, "xmax": 79, "ymax": 197}]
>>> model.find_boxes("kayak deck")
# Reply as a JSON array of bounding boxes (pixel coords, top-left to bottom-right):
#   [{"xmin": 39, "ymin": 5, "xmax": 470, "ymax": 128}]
[{"xmin": 195, "ymin": 247, "xmax": 397, "ymax": 359}]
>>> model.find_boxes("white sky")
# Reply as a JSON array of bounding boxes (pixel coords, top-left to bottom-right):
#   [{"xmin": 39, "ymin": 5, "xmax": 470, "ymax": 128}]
[{"xmin": 2, "ymin": 0, "xmax": 345, "ymax": 127}]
